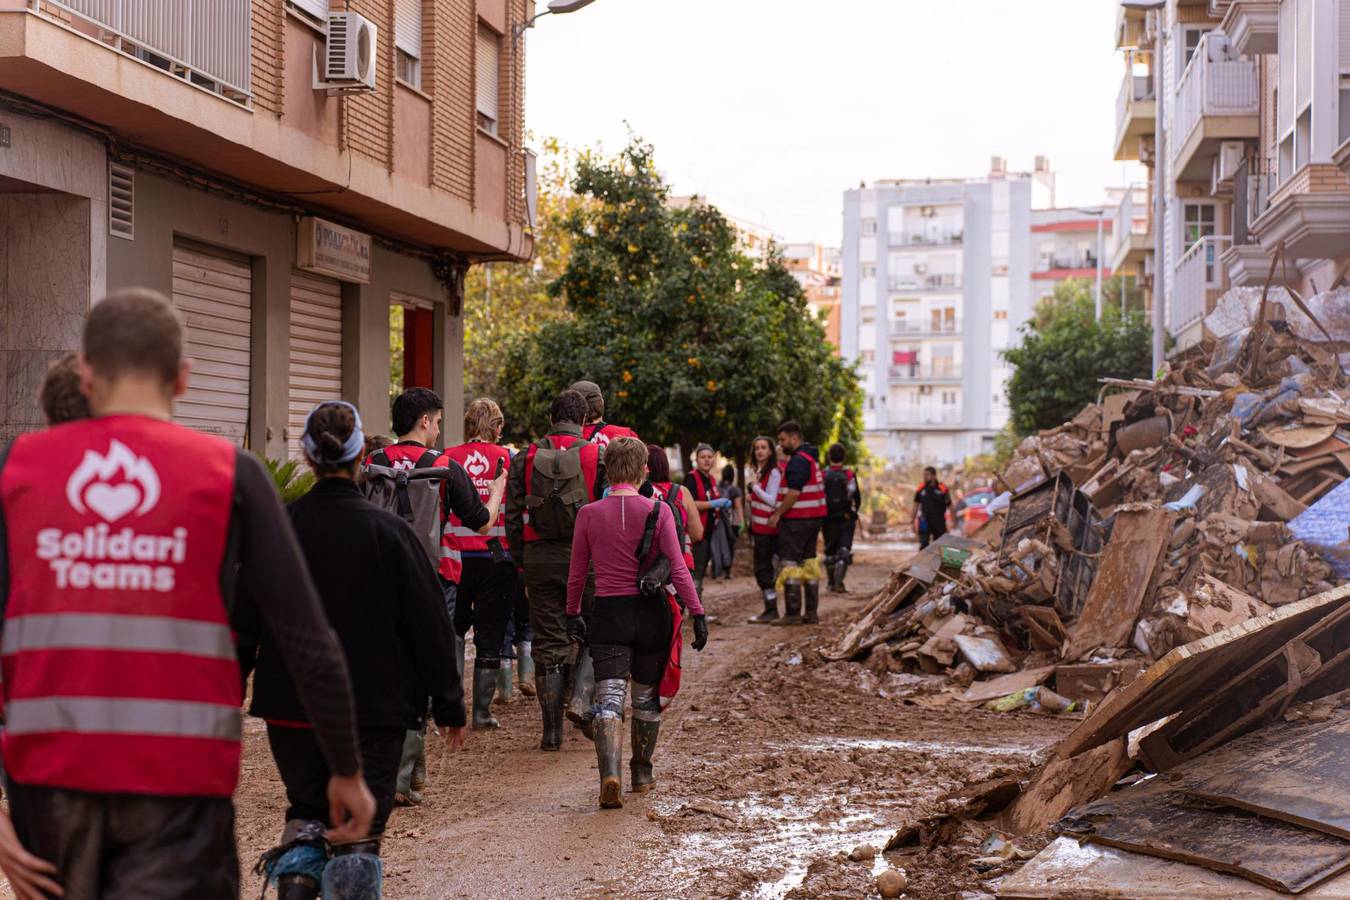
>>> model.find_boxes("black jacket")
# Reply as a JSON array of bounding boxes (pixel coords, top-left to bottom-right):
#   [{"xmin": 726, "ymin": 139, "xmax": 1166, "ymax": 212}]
[{"xmin": 239, "ymin": 477, "xmax": 465, "ymax": 730}]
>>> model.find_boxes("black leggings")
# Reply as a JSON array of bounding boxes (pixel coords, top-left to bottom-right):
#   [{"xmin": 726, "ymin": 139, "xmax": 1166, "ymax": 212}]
[
  {"xmin": 267, "ymin": 725, "xmax": 405, "ymax": 836},
  {"xmin": 587, "ymin": 594, "xmax": 671, "ymax": 685},
  {"xmin": 455, "ymin": 557, "xmax": 516, "ymax": 664},
  {"xmin": 752, "ymin": 532, "xmax": 777, "ymax": 590}
]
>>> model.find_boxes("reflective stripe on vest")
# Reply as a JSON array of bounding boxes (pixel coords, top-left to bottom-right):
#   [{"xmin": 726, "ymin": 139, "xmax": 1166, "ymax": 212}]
[
  {"xmin": 784, "ymin": 450, "xmax": 827, "ymax": 520},
  {"xmin": 0, "ymin": 416, "xmax": 241, "ymax": 798},
  {"xmin": 437, "ymin": 441, "xmax": 511, "ymax": 580},
  {"xmin": 749, "ymin": 464, "xmax": 784, "ymax": 535},
  {"xmin": 522, "ymin": 434, "xmax": 601, "ymax": 542},
  {"xmin": 688, "ymin": 470, "xmax": 720, "ymax": 535}
]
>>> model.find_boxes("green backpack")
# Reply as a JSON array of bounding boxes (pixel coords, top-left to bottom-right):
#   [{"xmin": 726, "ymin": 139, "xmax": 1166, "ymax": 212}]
[{"xmin": 525, "ymin": 437, "xmax": 595, "ymax": 540}]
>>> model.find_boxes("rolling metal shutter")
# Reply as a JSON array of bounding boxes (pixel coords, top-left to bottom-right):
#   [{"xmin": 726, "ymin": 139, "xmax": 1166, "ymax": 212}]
[
  {"xmin": 170, "ymin": 241, "xmax": 252, "ymax": 445},
  {"xmin": 288, "ymin": 272, "xmax": 344, "ymax": 458}
]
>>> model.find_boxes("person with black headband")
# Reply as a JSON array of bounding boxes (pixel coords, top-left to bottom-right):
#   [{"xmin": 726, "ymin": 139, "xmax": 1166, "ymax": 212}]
[{"xmin": 239, "ymin": 401, "xmax": 466, "ymax": 900}]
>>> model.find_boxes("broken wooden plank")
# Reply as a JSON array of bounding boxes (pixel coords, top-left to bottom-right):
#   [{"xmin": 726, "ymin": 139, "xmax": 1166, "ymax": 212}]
[
  {"xmin": 1062, "ymin": 507, "xmax": 1175, "ymax": 661},
  {"xmin": 818, "ymin": 575, "xmax": 921, "ymax": 662},
  {"xmin": 1188, "ymin": 716, "xmax": 1350, "ymax": 841},
  {"xmin": 959, "ymin": 665, "xmax": 1057, "ymax": 704},
  {"xmin": 1057, "ymin": 777, "xmax": 1350, "ymax": 894},
  {"xmin": 1001, "ymin": 738, "xmax": 1131, "ymax": 835},
  {"xmin": 1017, "ymin": 605, "xmax": 1068, "ymax": 652},
  {"xmin": 1052, "ymin": 582, "xmax": 1350, "ymax": 761},
  {"xmin": 1053, "ymin": 660, "xmax": 1146, "ymax": 706}
]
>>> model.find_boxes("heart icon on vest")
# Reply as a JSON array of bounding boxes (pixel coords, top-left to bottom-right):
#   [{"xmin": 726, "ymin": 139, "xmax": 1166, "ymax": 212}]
[
  {"xmin": 464, "ymin": 450, "xmax": 490, "ymax": 478},
  {"xmin": 84, "ymin": 483, "xmax": 142, "ymax": 523}
]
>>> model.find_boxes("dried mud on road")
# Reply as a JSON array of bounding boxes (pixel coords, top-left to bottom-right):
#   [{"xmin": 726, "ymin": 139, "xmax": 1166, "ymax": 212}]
[{"xmin": 232, "ymin": 544, "xmax": 1075, "ymax": 899}]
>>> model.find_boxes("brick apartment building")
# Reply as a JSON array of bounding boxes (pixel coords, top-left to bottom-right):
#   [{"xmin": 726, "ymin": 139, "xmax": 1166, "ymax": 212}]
[{"xmin": 0, "ymin": 0, "xmax": 534, "ymax": 454}]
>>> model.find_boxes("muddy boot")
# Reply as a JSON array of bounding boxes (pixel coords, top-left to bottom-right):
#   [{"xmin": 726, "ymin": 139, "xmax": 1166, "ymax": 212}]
[
  {"xmin": 277, "ymin": 876, "xmax": 320, "ymax": 900},
  {"xmin": 323, "ymin": 840, "xmax": 382, "ymax": 900},
  {"xmin": 516, "ymin": 641, "xmax": 536, "ymax": 697},
  {"xmin": 566, "ymin": 648, "xmax": 596, "ymax": 740},
  {"xmin": 803, "ymin": 580, "xmax": 820, "ymax": 625},
  {"xmin": 593, "ymin": 677, "xmax": 627, "ymax": 808},
  {"xmin": 472, "ymin": 663, "xmax": 501, "ymax": 729},
  {"xmin": 823, "ymin": 555, "xmax": 837, "ymax": 592},
  {"xmin": 536, "ymin": 665, "xmax": 565, "ymax": 751},
  {"xmin": 495, "ymin": 662, "xmax": 514, "ymax": 704},
  {"xmin": 629, "ymin": 682, "xmax": 661, "ymax": 793},
  {"xmin": 832, "ymin": 558, "xmax": 849, "ymax": 594},
  {"xmin": 257, "ymin": 818, "xmax": 326, "ymax": 900},
  {"xmin": 747, "ymin": 589, "xmax": 778, "ymax": 624},
  {"xmin": 771, "ymin": 579, "xmax": 804, "ymax": 626}
]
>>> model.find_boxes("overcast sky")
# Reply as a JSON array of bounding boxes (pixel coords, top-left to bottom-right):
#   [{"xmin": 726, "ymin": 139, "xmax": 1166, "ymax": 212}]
[{"xmin": 525, "ymin": 0, "xmax": 1145, "ymax": 247}]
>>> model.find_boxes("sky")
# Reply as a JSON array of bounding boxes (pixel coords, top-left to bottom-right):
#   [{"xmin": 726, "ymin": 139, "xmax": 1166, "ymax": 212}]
[{"xmin": 525, "ymin": 0, "xmax": 1146, "ymax": 247}]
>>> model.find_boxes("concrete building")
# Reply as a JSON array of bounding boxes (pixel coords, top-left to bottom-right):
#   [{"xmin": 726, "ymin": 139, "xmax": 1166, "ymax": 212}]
[
  {"xmin": 1029, "ymin": 207, "xmax": 1115, "ymax": 304},
  {"xmin": 783, "ymin": 242, "xmax": 842, "ymax": 350},
  {"xmin": 841, "ymin": 157, "xmax": 1055, "ymax": 465},
  {"xmin": 0, "ymin": 0, "xmax": 534, "ymax": 455}
]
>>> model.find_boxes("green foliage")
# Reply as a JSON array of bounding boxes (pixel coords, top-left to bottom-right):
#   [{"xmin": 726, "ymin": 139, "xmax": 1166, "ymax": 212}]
[
  {"xmin": 260, "ymin": 457, "xmax": 316, "ymax": 503},
  {"xmin": 496, "ymin": 136, "xmax": 860, "ymax": 463},
  {"xmin": 1003, "ymin": 277, "xmax": 1153, "ymax": 436},
  {"xmin": 389, "ymin": 304, "xmax": 404, "ymax": 405}
]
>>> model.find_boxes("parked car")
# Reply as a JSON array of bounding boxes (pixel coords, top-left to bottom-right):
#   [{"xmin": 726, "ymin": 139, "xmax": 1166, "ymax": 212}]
[{"xmin": 957, "ymin": 488, "xmax": 996, "ymax": 536}]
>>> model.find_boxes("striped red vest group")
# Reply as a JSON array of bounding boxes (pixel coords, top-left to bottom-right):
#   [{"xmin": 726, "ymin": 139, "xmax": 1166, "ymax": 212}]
[
  {"xmin": 687, "ymin": 470, "xmax": 720, "ymax": 534},
  {"xmin": 368, "ymin": 442, "xmax": 438, "ymax": 471},
  {"xmin": 436, "ymin": 441, "xmax": 510, "ymax": 581},
  {"xmin": 784, "ymin": 449, "xmax": 827, "ymax": 520},
  {"xmin": 652, "ymin": 481, "xmax": 695, "ymax": 567},
  {"xmin": 749, "ymin": 463, "xmax": 785, "ymax": 536},
  {"xmin": 522, "ymin": 434, "xmax": 601, "ymax": 543},
  {"xmin": 0, "ymin": 416, "xmax": 241, "ymax": 798}
]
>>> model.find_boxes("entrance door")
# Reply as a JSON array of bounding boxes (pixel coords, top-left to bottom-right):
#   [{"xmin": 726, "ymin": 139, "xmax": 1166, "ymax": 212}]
[
  {"xmin": 288, "ymin": 272, "xmax": 343, "ymax": 458},
  {"xmin": 170, "ymin": 241, "xmax": 252, "ymax": 446}
]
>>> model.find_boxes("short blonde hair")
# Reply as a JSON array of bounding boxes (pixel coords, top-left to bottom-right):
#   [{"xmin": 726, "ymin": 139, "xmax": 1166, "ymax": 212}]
[
  {"xmin": 605, "ymin": 436, "xmax": 648, "ymax": 486},
  {"xmin": 464, "ymin": 398, "xmax": 504, "ymax": 441}
]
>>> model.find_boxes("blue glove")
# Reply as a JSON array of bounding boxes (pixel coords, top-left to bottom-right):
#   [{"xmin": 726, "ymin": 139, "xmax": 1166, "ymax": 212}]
[{"xmin": 710, "ymin": 497, "xmax": 732, "ymax": 510}]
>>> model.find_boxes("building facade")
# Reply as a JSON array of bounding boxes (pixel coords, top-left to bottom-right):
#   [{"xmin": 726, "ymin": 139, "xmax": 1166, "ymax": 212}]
[
  {"xmin": 1029, "ymin": 207, "xmax": 1115, "ymax": 304},
  {"xmin": 0, "ymin": 0, "xmax": 534, "ymax": 455},
  {"xmin": 783, "ymin": 242, "xmax": 842, "ymax": 350},
  {"xmin": 840, "ymin": 158, "xmax": 1054, "ymax": 465},
  {"xmin": 1114, "ymin": 0, "xmax": 1350, "ymax": 357}
]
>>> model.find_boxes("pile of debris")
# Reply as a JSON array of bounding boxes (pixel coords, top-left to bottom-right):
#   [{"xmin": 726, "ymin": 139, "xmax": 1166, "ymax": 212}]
[{"xmin": 822, "ymin": 284, "xmax": 1350, "ymax": 716}]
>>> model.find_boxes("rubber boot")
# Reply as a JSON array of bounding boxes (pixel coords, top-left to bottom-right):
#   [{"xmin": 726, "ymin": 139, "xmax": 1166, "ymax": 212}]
[
  {"xmin": 472, "ymin": 664, "xmax": 501, "ymax": 729},
  {"xmin": 630, "ymin": 717, "xmax": 661, "ymax": 793},
  {"xmin": 323, "ymin": 840, "xmax": 382, "ymax": 900},
  {"xmin": 803, "ymin": 579, "xmax": 820, "ymax": 625},
  {"xmin": 516, "ymin": 641, "xmax": 536, "ymax": 697},
  {"xmin": 258, "ymin": 818, "xmax": 326, "ymax": 900},
  {"xmin": 748, "ymin": 589, "xmax": 778, "ymax": 624},
  {"xmin": 772, "ymin": 579, "xmax": 804, "ymax": 626},
  {"xmin": 594, "ymin": 716, "xmax": 624, "ymax": 809},
  {"xmin": 536, "ymin": 665, "xmax": 565, "ymax": 751},
  {"xmin": 566, "ymin": 649, "xmax": 596, "ymax": 740},
  {"xmin": 495, "ymin": 663, "xmax": 514, "ymax": 704},
  {"xmin": 833, "ymin": 558, "xmax": 849, "ymax": 594},
  {"xmin": 824, "ymin": 555, "xmax": 838, "ymax": 592},
  {"xmin": 277, "ymin": 875, "xmax": 320, "ymax": 900}
]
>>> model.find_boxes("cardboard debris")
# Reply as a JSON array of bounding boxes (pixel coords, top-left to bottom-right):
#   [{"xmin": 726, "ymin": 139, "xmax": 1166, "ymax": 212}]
[{"xmin": 959, "ymin": 665, "xmax": 1057, "ymax": 704}]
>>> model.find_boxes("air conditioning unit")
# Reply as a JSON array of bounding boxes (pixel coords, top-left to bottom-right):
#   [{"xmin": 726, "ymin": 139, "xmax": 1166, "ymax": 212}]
[
  {"xmin": 1211, "ymin": 141, "xmax": 1246, "ymax": 193},
  {"xmin": 920, "ymin": 206, "xmax": 937, "ymax": 218},
  {"xmin": 314, "ymin": 12, "xmax": 378, "ymax": 93},
  {"xmin": 1138, "ymin": 137, "xmax": 1156, "ymax": 167},
  {"xmin": 919, "ymin": 385, "xmax": 933, "ymax": 395},
  {"xmin": 913, "ymin": 262, "xmax": 929, "ymax": 275}
]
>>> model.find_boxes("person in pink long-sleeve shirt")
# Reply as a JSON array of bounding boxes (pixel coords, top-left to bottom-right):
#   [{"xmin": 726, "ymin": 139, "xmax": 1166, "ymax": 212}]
[{"xmin": 564, "ymin": 437, "xmax": 708, "ymax": 810}]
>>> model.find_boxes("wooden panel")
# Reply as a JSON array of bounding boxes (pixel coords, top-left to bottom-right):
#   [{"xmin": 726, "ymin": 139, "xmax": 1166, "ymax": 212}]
[
  {"xmin": 288, "ymin": 271, "xmax": 343, "ymax": 458},
  {"xmin": 171, "ymin": 243, "xmax": 252, "ymax": 446}
]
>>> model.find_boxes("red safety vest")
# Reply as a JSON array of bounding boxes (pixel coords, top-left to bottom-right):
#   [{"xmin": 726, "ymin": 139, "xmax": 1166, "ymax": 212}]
[
  {"xmin": 687, "ymin": 469, "xmax": 720, "ymax": 535},
  {"xmin": 367, "ymin": 442, "xmax": 438, "ymax": 471},
  {"xmin": 784, "ymin": 450, "xmax": 827, "ymax": 520},
  {"xmin": 0, "ymin": 416, "xmax": 241, "ymax": 798},
  {"xmin": 652, "ymin": 481, "xmax": 694, "ymax": 567},
  {"xmin": 436, "ymin": 441, "xmax": 510, "ymax": 580},
  {"xmin": 749, "ymin": 463, "xmax": 786, "ymax": 535},
  {"xmin": 582, "ymin": 422, "xmax": 638, "ymax": 450},
  {"xmin": 522, "ymin": 433, "xmax": 601, "ymax": 543}
]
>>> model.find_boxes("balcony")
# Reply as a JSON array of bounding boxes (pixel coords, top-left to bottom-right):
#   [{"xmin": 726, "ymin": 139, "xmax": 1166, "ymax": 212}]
[
  {"xmin": 888, "ymin": 409, "xmax": 964, "ymax": 428},
  {"xmin": 1110, "ymin": 186, "xmax": 1152, "ymax": 275},
  {"xmin": 1115, "ymin": 2, "xmax": 1147, "ymax": 49},
  {"xmin": 888, "ymin": 319, "xmax": 963, "ymax": 337},
  {"xmin": 888, "ymin": 274, "xmax": 962, "ymax": 293},
  {"xmin": 889, "ymin": 230, "xmax": 963, "ymax": 247},
  {"xmin": 1222, "ymin": 157, "xmax": 1298, "ymax": 287},
  {"xmin": 1219, "ymin": 0, "xmax": 1278, "ymax": 56},
  {"xmin": 1113, "ymin": 57, "xmax": 1156, "ymax": 162},
  {"xmin": 888, "ymin": 364, "xmax": 962, "ymax": 384},
  {"xmin": 1249, "ymin": 161, "xmax": 1350, "ymax": 261},
  {"xmin": 1172, "ymin": 34, "xmax": 1259, "ymax": 182},
  {"xmin": 1173, "ymin": 235, "xmax": 1231, "ymax": 335}
]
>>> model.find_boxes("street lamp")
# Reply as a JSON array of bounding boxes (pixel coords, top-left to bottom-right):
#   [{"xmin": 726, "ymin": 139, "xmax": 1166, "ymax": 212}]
[
  {"xmin": 514, "ymin": 0, "xmax": 597, "ymax": 41},
  {"xmin": 1075, "ymin": 207, "xmax": 1106, "ymax": 322}
]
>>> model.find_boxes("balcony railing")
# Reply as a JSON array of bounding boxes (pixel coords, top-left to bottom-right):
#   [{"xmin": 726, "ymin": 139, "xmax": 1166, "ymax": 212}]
[
  {"xmin": 1173, "ymin": 235, "xmax": 1232, "ymax": 330},
  {"xmin": 888, "ymin": 274, "xmax": 962, "ymax": 292},
  {"xmin": 1037, "ymin": 256, "xmax": 1099, "ymax": 272},
  {"xmin": 888, "ymin": 364, "xmax": 963, "ymax": 382},
  {"xmin": 1115, "ymin": 64, "xmax": 1155, "ymax": 139},
  {"xmin": 32, "ymin": 0, "xmax": 252, "ymax": 102},
  {"xmin": 1112, "ymin": 186, "xmax": 1150, "ymax": 257},
  {"xmin": 1173, "ymin": 33, "xmax": 1258, "ymax": 160},
  {"xmin": 889, "ymin": 319, "xmax": 963, "ymax": 337},
  {"xmin": 889, "ymin": 230, "xmax": 963, "ymax": 247},
  {"xmin": 889, "ymin": 408, "xmax": 964, "ymax": 427}
]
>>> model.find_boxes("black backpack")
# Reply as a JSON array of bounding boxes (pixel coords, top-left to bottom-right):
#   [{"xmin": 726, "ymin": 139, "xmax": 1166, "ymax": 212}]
[
  {"xmin": 635, "ymin": 499, "xmax": 671, "ymax": 601},
  {"xmin": 524, "ymin": 436, "xmax": 594, "ymax": 541},
  {"xmin": 824, "ymin": 467, "xmax": 852, "ymax": 517}
]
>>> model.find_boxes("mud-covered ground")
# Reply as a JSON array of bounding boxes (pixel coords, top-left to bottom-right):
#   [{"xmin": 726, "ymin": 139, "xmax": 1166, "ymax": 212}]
[{"xmin": 225, "ymin": 542, "xmax": 1078, "ymax": 898}]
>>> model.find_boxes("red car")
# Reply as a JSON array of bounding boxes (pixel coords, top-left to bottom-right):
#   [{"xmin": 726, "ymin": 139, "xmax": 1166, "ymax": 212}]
[{"xmin": 957, "ymin": 489, "xmax": 996, "ymax": 536}]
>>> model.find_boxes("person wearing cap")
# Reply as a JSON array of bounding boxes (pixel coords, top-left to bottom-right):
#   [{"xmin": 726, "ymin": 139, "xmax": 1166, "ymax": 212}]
[
  {"xmin": 238, "ymin": 401, "xmax": 468, "ymax": 899},
  {"xmin": 571, "ymin": 380, "xmax": 639, "ymax": 449}
]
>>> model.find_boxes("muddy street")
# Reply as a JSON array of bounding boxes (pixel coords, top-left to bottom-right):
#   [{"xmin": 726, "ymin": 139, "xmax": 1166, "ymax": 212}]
[{"xmin": 233, "ymin": 544, "xmax": 1074, "ymax": 898}]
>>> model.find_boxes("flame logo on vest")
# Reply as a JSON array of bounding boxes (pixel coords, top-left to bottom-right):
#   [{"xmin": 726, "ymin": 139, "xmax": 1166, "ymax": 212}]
[
  {"xmin": 463, "ymin": 450, "xmax": 491, "ymax": 479},
  {"xmin": 66, "ymin": 440, "xmax": 161, "ymax": 523}
]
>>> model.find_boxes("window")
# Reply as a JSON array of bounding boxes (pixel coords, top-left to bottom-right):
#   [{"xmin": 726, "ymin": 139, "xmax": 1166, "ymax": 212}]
[
  {"xmin": 1277, "ymin": 0, "xmax": 1313, "ymax": 181},
  {"xmin": 1180, "ymin": 26, "xmax": 1207, "ymax": 72},
  {"xmin": 476, "ymin": 25, "xmax": 502, "ymax": 136},
  {"xmin": 994, "ymin": 310, "xmax": 1008, "ymax": 321},
  {"xmin": 861, "ymin": 263, "xmax": 877, "ymax": 278},
  {"xmin": 289, "ymin": 0, "xmax": 327, "ymax": 21},
  {"xmin": 861, "ymin": 218, "xmax": 878, "ymax": 235},
  {"xmin": 394, "ymin": 0, "xmax": 422, "ymax": 87},
  {"xmin": 1182, "ymin": 203, "xmax": 1215, "ymax": 248}
]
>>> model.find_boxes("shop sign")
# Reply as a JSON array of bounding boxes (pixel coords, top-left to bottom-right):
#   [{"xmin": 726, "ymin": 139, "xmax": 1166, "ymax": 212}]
[{"xmin": 297, "ymin": 216, "xmax": 371, "ymax": 283}]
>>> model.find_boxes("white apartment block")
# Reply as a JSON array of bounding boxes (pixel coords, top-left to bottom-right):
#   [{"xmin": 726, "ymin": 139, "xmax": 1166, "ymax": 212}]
[{"xmin": 841, "ymin": 158, "xmax": 1055, "ymax": 465}]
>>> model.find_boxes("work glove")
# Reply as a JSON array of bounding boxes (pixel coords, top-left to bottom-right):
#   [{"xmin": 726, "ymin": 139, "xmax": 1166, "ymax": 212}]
[
  {"xmin": 691, "ymin": 614, "xmax": 708, "ymax": 651},
  {"xmin": 710, "ymin": 497, "xmax": 732, "ymax": 510},
  {"xmin": 566, "ymin": 614, "xmax": 588, "ymax": 644}
]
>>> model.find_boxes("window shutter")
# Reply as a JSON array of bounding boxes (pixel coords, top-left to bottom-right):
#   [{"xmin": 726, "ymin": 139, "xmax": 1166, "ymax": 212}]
[
  {"xmin": 476, "ymin": 27, "xmax": 500, "ymax": 122},
  {"xmin": 1280, "ymin": 0, "xmax": 1297, "ymax": 135},
  {"xmin": 395, "ymin": 0, "xmax": 421, "ymax": 58},
  {"xmin": 291, "ymin": 0, "xmax": 328, "ymax": 20}
]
